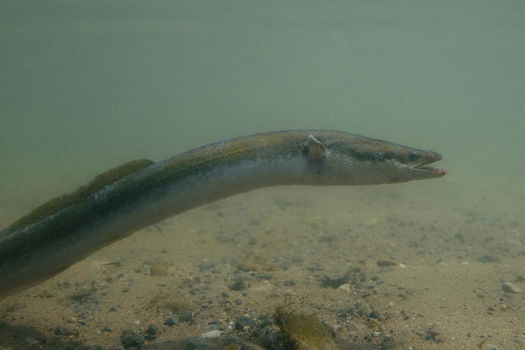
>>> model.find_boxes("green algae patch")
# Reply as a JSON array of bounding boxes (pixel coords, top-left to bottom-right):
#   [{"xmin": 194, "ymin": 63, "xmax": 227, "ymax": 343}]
[
  {"xmin": 274, "ymin": 306, "xmax": 338, "ymax": 350},
  {"xmin": 6, "ymin": 159, "xmax": 153, "ymax": 233}
]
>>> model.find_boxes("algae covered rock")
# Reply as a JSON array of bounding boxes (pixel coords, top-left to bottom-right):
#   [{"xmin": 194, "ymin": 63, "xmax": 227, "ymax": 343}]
[{"xmin": 274, "ymin": 306, "xmax": 338, "ymax": 350}]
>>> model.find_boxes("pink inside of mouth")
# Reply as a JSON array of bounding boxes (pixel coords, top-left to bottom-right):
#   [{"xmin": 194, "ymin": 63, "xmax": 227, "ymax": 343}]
[{"xmin": 437, "ymin": 167, "xmax": 447, "ymax": 175}]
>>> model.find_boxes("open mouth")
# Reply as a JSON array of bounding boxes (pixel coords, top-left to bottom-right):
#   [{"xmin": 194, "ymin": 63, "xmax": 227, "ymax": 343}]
[
  {"xmin": 409, "ymin": 155, "xmax": 447, "ymax": 176},
  {"xmin": 413, "ymin": 164, "xmax": 447, "ymax": 176}
]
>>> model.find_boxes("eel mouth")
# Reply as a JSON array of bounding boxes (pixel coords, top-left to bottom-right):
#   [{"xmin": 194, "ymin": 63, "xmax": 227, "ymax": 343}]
[
  {"xmin": 413, "ymin": 164, "xmax": 447, "ymax": 176},
  {"xmin": 408, "ymin": 153, "xmax": 447, "ymax": 177}
]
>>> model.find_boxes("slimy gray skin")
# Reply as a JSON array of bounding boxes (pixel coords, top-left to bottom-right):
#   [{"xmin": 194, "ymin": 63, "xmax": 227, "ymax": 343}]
[{"xmin": 0, "ymin": 130, "xmax": 446, "ymax": 297}]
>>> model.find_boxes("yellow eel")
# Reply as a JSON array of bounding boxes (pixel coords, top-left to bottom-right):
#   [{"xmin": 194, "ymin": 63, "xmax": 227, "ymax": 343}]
[{"xmin": 0, "ymin": 130, "xmax": 446, "ymax": 297}]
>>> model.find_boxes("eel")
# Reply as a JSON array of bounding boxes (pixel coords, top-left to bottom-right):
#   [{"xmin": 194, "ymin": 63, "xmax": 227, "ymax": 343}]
[{"xmin": 0, "ymin": 130, "xmax": 446, "ymax": 297}]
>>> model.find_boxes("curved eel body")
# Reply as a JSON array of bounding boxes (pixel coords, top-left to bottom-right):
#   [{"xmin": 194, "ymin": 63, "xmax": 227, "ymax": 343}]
[{"xmin": 0, "ymin": 130, "xmax": 446, "ymax": 297}]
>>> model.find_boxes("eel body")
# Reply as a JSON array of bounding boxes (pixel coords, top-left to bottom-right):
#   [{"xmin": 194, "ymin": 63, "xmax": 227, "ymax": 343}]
[{"xmin": 0, "ymin": 130, "xmax": 446, "ymax": 297}]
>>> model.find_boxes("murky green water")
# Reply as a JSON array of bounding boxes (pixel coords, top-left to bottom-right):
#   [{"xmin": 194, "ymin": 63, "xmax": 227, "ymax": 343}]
[
  {"xmin": 1, "ymin": 1, "xmax": 524, "ymax": 207},
  {"xmin": 1, "ymin": 1, "xmax": 524, "ymax": 348}
]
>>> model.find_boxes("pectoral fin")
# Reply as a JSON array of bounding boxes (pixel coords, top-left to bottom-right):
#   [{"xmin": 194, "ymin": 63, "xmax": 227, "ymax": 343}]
[{"xmin": 306, "ymin": 135, "xmax": 326, "ymax": 160}]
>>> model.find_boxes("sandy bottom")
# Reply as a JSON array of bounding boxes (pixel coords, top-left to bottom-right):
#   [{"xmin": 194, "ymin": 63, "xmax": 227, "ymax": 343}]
[{"xmin": 1, "ymin": 181, "xmax": 524, "ymax": 349}]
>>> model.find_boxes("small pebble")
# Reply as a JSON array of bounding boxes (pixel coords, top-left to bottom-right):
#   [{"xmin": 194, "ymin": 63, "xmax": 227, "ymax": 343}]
[
  {"xmin": 484, "ymin": 344, "xmax": 498, "ymax": 350},
  {"xmin": 235, "ymin": 314, "xmax": 254, "ymax": 330},
  {"xmin": 230, "ymin": 276, "xmax": 247, "ymax": 291},
  {"xmin": 164, "ymin": 317, "xmax": 178, "ymax": 326},
  {"xmin": 205, "ymin": 322, "xmax": 222, "ymax": 331},
  {"xmin": 424, "ymin": 324, "xmax": 442, "ymax": 343},
  {"xmin": 283, "ymin": 279, "xmax": 295, "ymax": 286},
  {"xmin": 478, "ymin": 255, "xmax": 500, "ymax": 263},
  {"xmin": 377, "ymin": 258, "xmax": 400, "ymax": 267},
  {"xmin": 200, "ymin": 330, "xmax": 221, "ymax": 338},
  {"xmin": 338, "ymin": 283, "xmax": 351, "ymax": 291},
  {"xmin": 501, "ymin": 282, "xmax": 523, "ymax": 294},
  {"xmin": 150, "ymin": 264, "xmax": 168, "ymax": 276},
  {"xmin": 474, "ymin": 288, "xmax": 487, "ymax": 298},
  {"xmin": 54, "ymin": 325, "xmax": 74, "ymax": 336}
]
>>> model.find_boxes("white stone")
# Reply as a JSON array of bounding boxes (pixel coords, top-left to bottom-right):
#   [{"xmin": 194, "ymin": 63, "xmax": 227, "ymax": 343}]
[{"xmin": 201, "ymin": 330, "xmax": 221, "ymax": 338}]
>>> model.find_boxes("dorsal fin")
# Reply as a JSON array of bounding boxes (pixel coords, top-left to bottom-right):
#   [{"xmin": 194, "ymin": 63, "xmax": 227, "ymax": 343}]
[{"xmin": 7, "ymin": 159, "xmax": 154, "ymax": 232}]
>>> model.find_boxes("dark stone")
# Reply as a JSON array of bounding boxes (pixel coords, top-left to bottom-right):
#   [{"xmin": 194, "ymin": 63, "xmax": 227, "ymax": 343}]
[
  {"xmin": 120, "ymin": 329, "xmax": 144, "ymax": 348},
  {"xmin": 235, "ymin": 314, "xmax": 254, "ymax": 330},
  {"xmin": 279, "ymin": 260, "xmax": 291, "ymax": 270},
  {"xmin": 424, "ymin": 324, "xmax": 443, "ymax": 343},
  {"xmin": 54, "ymin": 325, "xmax": 74, "ymax": 336},
  {"xmin": 251, "ymin": 321, "xmax": 282, "ymax": 349},
  {"xmin": 369, "ymin": 309, "xmax": 385, "ymax": 321},
  {"xmin": 336, "ymin": 302, "xmax": 374, "ymax": 320},
  {"xmin": 321, "ymin": 272, "xmax": 350, "ymax": 288},
  {"xmin": 259, "ymin": 273, "xmax": 273, "ymax": 280},
  {"xmin": 144, "ymin": 324, "xmax": 159, "ymax": 340},
  {"xmin": 230, "ymin": 276, "xmax": 247, "ymax": 291},
  {"xmin": 164, "ymin": 317, "xmax": 178, "ymax": 326},
  {"xmin": 205, "ymin": 321, "xmax": 223, "ymax": 331},
  {"xmin": 478, "ymin": 255, "xmax": 500, "ymax": 263},
  {"xmin": 144, "ymin": 324, "xmax": 158, "ymax": 340},
  {"xmin": 181, "ymin": 338, "xmax": 216, "ymax": 350}
]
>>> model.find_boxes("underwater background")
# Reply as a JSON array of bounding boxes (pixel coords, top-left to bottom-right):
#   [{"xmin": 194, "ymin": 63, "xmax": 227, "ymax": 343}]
[{"xmin": 1, "ymin": 1, "xmax": 524, "ymax": 349}]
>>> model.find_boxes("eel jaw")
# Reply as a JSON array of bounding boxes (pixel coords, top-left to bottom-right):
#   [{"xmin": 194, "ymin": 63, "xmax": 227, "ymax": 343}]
[
  {"xmin": 413, "ymin": 164, "xmax": 447, "ymax": 177},
  {"xmin": 406, "ymin": 156, "xmax": 447, "ymax": 178}
]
